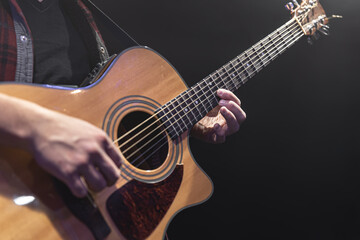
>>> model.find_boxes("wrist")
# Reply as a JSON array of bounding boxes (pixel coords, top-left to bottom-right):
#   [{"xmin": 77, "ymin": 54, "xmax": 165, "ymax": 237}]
[{"xmin": 0, "ymin": 94, "xmax": 52, "ymax": 153}]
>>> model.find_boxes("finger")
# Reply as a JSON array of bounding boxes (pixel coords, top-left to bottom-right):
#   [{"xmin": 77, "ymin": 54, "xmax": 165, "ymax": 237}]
[
  {"xmin": 66, "ymin": 174, "xmax": 88, "ymax": 198},
  {"xmin": 41, "ymin": 160, "xmax": 88, "ymax": 198},
  {"xmin": 212, "ymin": 133, "xmax": 226, "ymax": 144},
  {"xmin": 81, "ymin": 164, "xmax": 107, "ymax": 192},
  {"xmin": 104, "ymin": 139, "xmax": 122, "ymax": 168},
  {"xmin": 217, "ymin": 89, "xmax": 241, "ymax": 106},
  {"xmin": 219, "ymin": 100, "xmax": 247, "ymax": 124},
  {"xmin": 93, "ymin": 150, "xmax": 120, "ymax": 186},
  {"xmin": 213, "ymin": 124, "xmax": 226, "ymax": 143},
  {"xmin": 219, "ymin": 106, "xmax": 239, "ymax": 135}
]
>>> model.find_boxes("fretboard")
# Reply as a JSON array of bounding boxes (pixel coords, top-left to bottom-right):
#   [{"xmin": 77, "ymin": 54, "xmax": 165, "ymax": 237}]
[{"xmin": 157, "ymin": 18, "xmax": 305, "ymax": 139}]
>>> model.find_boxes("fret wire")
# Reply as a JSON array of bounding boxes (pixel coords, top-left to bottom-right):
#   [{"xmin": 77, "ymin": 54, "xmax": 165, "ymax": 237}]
[
  {"xmin": 120, "ymin": 27, "xmax": 305, "ymax": 160},
  {"xmin": 191, "ymin": 87, "xmax": 208, "ymax": 117},
  {"xmin": 124, "ymin": 20, "xmax": 300, "ymax": 146},
  {"xmin": 204, "ymin": 77, "xmax": 218, "ymax": 104},
  {"xmin": 209, "ymin": 73, "xmax": 222, "ymax": 91},
  {"xmin": 225, "ymin": 67, "xmax": 237, "ymax": 91},
  {"xmin": 130, "ymin": 29, "xmax": 306, "ymax": 163},
  {"xmin": 116, "ymin": 21, "xmax": 303, "ymax": 153},
  {"xmin": 260, "ymin": 41, "xmax": 272, "ymax": 67},
  {"xmin": 159, "ymin": 104, "xmax": 178, "ymax": 139},
  {"xmin": 227, "ymin": 61, "xmax": 239, "ymax": 88},
  {"xmin": 175, "ymin": 95, "xmax": 190, "ymax": 131},
  {"xmin": 250, "ymin": 48, "xmax": 259, "ymax": 72},
  {"xmin": 223, "ymin": 64, "xmax": 238, "ymax": 90},
  {"xmin": 228, "ymin": 21, "xmax": 301, "ymax": 86},
  {"xmin": 267, "ymin": 37, "xmax": 277, "ymax": 61},
  {"xmin": 165, "ymin": 102, "xmax": 181, "ymax": 136},
  {"xmin": 244, "ymin": 50, "xmax": 256, "ymax": 76},
  {"xmin": 232, "ymin": 60, "xmax": 244, "ymax": 87},
  {"xmin": 194, "ymin": 82, "xmax": 210, "ymax": 111},
  {"xmin": 188, "ymin": 87, "xmax": 205, "ymax": 118},
  {"xmin": 231, "ymin": 59, "xmax": 246, "ymax": 87},
  {"xmin": 253, "ymin": 45, "xmax": 264, "ymax": 71},
  {"xmin": 215, "ymin": 69, "xmax": 228, "ymax": 90},
  {"xmin": 169, "ymin": 99, "xmax": 184, "ymax": 133},
  {"xmin": 199, "ymin": 80, "xmax": 214, "ymax": 110},
  {"xmin": 239, "ymin": 54, "xmax": 251, "ymax": 78},
  {"xmin": 197, "ymin": 23, "xmax": 301, "ymax": 113},
  {"xmin": 182, "ymin": 90, "xmax": 198, "ymax": 125},
  {"xmin": 179, "ymin": 93, "xmax": 193, "ymax": 129}
]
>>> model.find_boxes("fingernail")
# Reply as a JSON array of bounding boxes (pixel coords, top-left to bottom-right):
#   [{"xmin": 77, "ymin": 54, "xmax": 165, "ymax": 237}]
[
  {"xmin": 220, "ymin": 107, "xmax": 227, "ymax": 114},
  {"xmin": 219, "ymin": 100, "xmax": 226, "ymax": 106},
  {"xmin": 217, "ymin": 89, "xmax": 223, "ymax": 96}
]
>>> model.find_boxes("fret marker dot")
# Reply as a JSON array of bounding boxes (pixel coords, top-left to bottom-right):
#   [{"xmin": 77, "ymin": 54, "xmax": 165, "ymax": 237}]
[
  {"xmin": 185, "ymin": 108, "xmax": 188, "ymax": 112},
  {"xmin": 195, "ymin": 101, "xmax": 198, "ymax": 104}
]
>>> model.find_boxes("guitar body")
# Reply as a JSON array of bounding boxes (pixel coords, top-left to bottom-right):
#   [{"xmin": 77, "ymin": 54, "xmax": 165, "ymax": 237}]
[
  {"xmin": 0, "ymin": 0, "xmax": 334, "ymax": 238},
  {"xmin": 0, "ymin": 47, "xmax": 213, "ymax": 240}
]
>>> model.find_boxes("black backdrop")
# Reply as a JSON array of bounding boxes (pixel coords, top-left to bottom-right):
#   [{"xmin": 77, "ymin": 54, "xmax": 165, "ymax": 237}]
[{"xmin": 91, "ymin": 0, "xmax": 360, "ymax": 239}]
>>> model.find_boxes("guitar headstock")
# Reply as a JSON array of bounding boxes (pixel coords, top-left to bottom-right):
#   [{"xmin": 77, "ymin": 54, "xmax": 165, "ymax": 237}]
[{"xmin": 285, "ymin": 0, "xmax": 342, "ymax": 37}]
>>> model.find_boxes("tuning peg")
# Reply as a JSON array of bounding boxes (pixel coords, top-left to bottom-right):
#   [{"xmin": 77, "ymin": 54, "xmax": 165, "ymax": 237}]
[
  {"xmin": 327, "ymin": 15, "xmax": 343, "ymax": 21},
  {"xmin": 285, "ymin": 2, "xmax": 294, "ymax": 11},
  {"xmin": 318, "ymin": 24, "xmax": 330, "ymax": 36}
]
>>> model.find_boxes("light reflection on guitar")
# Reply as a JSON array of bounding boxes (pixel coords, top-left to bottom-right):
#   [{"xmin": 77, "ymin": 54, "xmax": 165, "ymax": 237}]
[{"xmin": 0, "ymin": 1, "xmax": 341, "ymax": 239}]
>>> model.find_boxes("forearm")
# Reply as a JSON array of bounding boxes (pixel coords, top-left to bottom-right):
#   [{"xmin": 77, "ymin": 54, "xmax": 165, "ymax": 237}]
[
  {"xmin": 0, "ymin": 93, "xmax": 48, "ymax": 151},
  {"xmin": 0, "ymin": 93, "xmax": 122, "ymax": 197}
]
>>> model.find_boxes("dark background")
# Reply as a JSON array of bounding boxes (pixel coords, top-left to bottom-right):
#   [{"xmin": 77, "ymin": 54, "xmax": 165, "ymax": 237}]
[{"xmin": 92, "ymin": 0, "xmax": 360, "ymax": 239}]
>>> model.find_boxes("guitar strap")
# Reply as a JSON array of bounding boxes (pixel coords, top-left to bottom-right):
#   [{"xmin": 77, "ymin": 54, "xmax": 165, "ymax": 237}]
[
  {"xmin": 84, "ymin": 0, "xmax": 140, "ymax": 50},
  {"xmin": 79, "ymin": 0, "xmax": 141, "ymax": 87}
]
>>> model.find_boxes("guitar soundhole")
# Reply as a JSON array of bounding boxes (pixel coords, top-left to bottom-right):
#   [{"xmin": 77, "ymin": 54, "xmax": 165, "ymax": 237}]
[{"xmin": 117, "ymin": 111, "xmax": 169, "ymax": 170}]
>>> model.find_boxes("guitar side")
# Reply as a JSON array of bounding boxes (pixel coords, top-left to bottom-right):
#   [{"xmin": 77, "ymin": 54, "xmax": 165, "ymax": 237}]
[{"xmin": 0, "ymin": 47, "xmax": 213, "ymax": 240}]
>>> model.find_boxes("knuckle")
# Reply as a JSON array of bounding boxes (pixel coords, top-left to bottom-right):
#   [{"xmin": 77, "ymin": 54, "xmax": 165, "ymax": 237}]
[
  {"xmin": 228, "ymin": 101, "xmax": 238, "ymax": 109},
  {"xmin": 96, "ymin": 131, "xmax": 110, "ymax": 144},
  {"xmin": 73, "ymin": 153, "xmax": 90, "ymax": 168},
  {"xmin": 240, "ymin": 111, "xmax": 247, "ymax": 121},
  {"xmin": 61, "ymin": 163, "xmax": 78, "ymax": 179},
  {"xmin": 98, "ymin": 178, "xmax": 107, "ymax": 190},
  {"xmin": 92, "ymin": 179, "xmax": 106, "ymax": 192}
]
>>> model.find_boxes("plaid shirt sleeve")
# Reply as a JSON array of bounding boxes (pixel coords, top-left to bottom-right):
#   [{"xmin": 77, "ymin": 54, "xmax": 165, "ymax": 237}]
[
  {"xmin": 0, "ymin": 0, "xmax": 109, "ymax": 82},
  {"xmin": 0, "ymin": 0, "xmax": 17, "ymax": 81}
]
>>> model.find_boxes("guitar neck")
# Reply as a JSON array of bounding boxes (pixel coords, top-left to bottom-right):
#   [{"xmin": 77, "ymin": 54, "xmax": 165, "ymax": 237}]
[{"xmin": 157, "ymin": 18, "xmax": 305, "ymax": 139}]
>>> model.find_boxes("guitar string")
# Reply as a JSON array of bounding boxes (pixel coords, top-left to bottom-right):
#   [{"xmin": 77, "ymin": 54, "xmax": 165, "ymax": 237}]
[
  {"xmin": 130, "ymin": 29, "xmax": 305, "ymax": 168},
  {"xmin": 123, "ymin": 25, "xmax": 304, "ymax": 165},
  {"xmin": 113, "ymin": 14, "xmax": 308, "ymax": 152},
  {"xmin": 123, "ymin": 26, "xmax": 304, "ymax": 165},
  {"xmin": 120, "ymin": 21, "xmax": 301, "ymax": 160},
  {"xmin": 115, "ymin": 19, "xmax": 299, "ymax": 153},
  {"xmin": 112, "ymin": 18, "xmax": 297, "ymax": 148},
  {"xmin": 122, "ymin": 23, "xmax": 302, "ymax": 162},
  {"xmin": 202, "ymin": 16, "xmax": 306, "ymax": 90},
  {"xmin": 120, "ymin": 21, "xmax": 302, "ymax": 160}
]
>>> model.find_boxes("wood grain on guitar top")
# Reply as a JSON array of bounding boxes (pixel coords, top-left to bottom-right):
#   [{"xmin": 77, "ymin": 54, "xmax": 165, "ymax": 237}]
[{"xmin": 0, "ymin": 47, "xmax": 213, "ymax": 240}]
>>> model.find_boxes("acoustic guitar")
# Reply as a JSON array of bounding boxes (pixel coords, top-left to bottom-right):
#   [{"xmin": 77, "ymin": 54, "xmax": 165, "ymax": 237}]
[{"xmin": 0, "ymin": 1, "xmax": 340, "ymax": 239}]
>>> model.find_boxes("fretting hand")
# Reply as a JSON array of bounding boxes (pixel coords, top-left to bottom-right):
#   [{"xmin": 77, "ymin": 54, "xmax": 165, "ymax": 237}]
[{"xmin": 191, "ymin": 89, "xmax": 246, "ymax": 143}]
